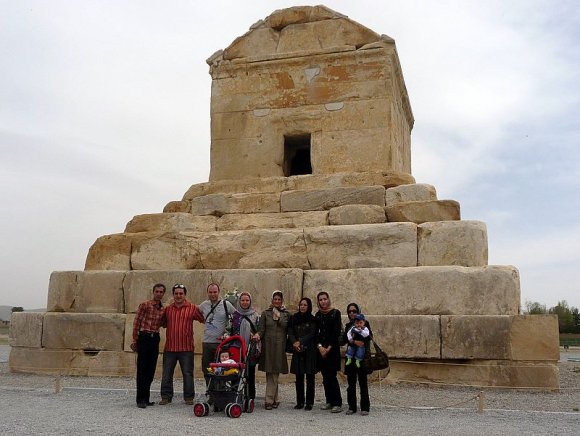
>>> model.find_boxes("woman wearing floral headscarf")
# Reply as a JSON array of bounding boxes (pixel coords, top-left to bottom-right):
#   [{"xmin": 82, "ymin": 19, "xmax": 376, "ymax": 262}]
[
  {"xmin": 254, "ymin": 290, "xmax": 290, "ymax": 410},
  {"xmin": 288, "ymin": 297, "xmax": 318, "ymax": 410},
  {"xmin": 232, "ymin": 291, "xmax": 260, "ymax": 400}
]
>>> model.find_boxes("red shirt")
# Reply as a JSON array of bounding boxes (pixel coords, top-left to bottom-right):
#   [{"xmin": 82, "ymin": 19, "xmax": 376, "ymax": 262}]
[
  {"xmin": 164, "ymin": 300, "xmax": 204, "ymax": 352},
  {"xmin": 132, "ymin": 300, "xmax": 165, "ymax": 343}
]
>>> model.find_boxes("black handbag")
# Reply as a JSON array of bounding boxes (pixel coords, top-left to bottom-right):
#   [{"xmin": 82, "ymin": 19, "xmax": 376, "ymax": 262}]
[{"xmin": 363, "ymin": 337, "xmax": 390, "ymax": 375}]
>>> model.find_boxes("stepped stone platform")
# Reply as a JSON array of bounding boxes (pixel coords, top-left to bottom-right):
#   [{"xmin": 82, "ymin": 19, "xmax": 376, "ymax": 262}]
[{"xmin": 10, "ymin": 5, "xmax": 559, "ymax": 389}]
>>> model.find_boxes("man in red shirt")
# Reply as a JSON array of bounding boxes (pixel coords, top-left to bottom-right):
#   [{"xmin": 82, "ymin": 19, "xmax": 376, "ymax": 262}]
[
  {"xmin": 159, "ymin": 284, "xmax": 205, "ymax": 405},
  {"xmin": 131, "ymin": 283, "xmax": 166, "ymax": 408}
]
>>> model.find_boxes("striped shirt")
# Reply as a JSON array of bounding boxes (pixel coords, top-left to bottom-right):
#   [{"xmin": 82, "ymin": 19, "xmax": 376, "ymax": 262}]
[
  {"xmin": 132, "ymin": 300, "xmax": 165, "ymax": 343},
  {"xmin": 164, "ymin": 300, "xmax": 205, "ymax": 352}
]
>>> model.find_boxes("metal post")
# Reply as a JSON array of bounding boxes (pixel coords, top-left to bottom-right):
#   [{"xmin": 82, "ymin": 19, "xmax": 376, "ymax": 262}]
[
  {"xmin": 478, "ymin": 390, "xmax": 485, "ymax": 413},
  {"xmin": 55, "ymin": 373, "xmax": 62, "ymax": 394}
]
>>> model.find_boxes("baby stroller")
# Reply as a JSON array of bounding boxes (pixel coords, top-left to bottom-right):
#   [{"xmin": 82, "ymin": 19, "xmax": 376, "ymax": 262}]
[{"xmin": 193, "ymin": 335, "xmax": 256, "ymax": 418}]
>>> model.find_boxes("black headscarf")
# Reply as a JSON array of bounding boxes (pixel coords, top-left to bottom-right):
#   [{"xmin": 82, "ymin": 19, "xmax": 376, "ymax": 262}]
[{"xmin": 293, "ymin": 297, "xmax": 315, "ymax": 324}]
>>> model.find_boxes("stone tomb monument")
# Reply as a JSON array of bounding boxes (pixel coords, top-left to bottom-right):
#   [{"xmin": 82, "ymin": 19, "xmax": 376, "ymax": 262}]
[{"xmin": 10, "ymin": 6, "xmax": 559, "ymax": 388}]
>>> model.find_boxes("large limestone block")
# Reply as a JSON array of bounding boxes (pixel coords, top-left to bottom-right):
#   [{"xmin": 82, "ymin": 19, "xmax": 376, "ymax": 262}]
[
  {"xmin": 217, "ymin": 211, "xmax": 328, "ymax": 231},
  {"xmin": 132, "ymin": 229, "xmax": 311, "ymax": 270},
  {"xmin": 9, "ymin": 347, "xmax": 88, "ymax": 375},
  {"xmin": 130, "ymin": 232, "xmax": 202, "ymax": 270},
  {"xmin": 85, "ymin": 233, "xmax": 132, "ymax": 270},
  {"xmin": 42, "ymin": 313, "xmax": 125, "ymax": 351},
  {"xmin": 196, "ymin": 229, "xmax": 309, "ymax": 270},
  {"xmin": 190, "ymin": 193, "xmax": 280, "ymax": 216},
  {"xmin": 8, "ymin": 348, "xmax": 136, "ymax": 376},
  {"xmin": 163, "ymin": 200, "xmax": 190, "ymax": 213},
  {"xmin": 123, "ymin": 269, "xmax": 304, "ymax": 314},
  {"xmin": 386, "ymin": 200, "xmax": 460, "ymax": 224},
  {"xmin": 289, "ymin": 172, "xmax": 415, "ymax": 191},
  {"xmin": 125, "ymin": 213, "xmax": 216, "ymax": 233},
  {"xmin": 47, "ymin": 271, "xmax": 125, "ymax": 313},
  {"xmin": 182, "ymin": 172, "xmax": 414, "ymax": 200},
  {"xmin": 281, "ymin": 186, "xmax": 385, "ymax": 212},
  {"xmin": 441, "ymin": 315, "xmax": 560, "ymax": 360},
  {"xmin": 418, "ymin": 221, "xmax": 488, "ymax": 267},
  {"xmin": 304, "ymin": 223, "xmax": 417, "ymax": 269},
  {"xmin": 389, "ymin": 360, "xmax": 559, "ymax": 389},
  {"xmin": 47, "ymin": 271, "xmax": 78, "ymax": 312},
  {"xmin": 9, "ymin": 312, "xmax": 44, "ymax": 348},
  {"xmin": 346, "ymin": 315, "xmax": 440, "ymax": 358},
  {"xmin": 385, "ymin": 183, "xmax": 437, "ymax": 206},
  {"xmin": 441, "ymin": 315, "xmax": 511, "ymax": 359},
  {"xmin": 303, "ymin": 266, "xmax": 520, "ymax": 316},
  {"xmin": 85, "ymin": 233, "xmax": 155, "ymax": 271},
  {"xmin": 509, "ymin": 315, "xmax": 560, "ymax": 361},
  {"xmin": 328, "ymin": 204, "xmax": 386, "ymax": 225}
]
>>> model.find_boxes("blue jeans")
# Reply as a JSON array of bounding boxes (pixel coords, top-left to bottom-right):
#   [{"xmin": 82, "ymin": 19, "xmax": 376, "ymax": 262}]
[
  {"xmin": 345, "ymin": 344, "xmax": 365, "ymax": 361},
  {"xmin": 160, "ymin": 351, "xmax": 195, "ymax": 400}
]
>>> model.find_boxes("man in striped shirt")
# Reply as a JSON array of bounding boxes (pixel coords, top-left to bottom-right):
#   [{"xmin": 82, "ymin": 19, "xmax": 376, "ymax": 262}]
[
  {"xmin": 159, "ymin": 284, "xmax": 205, "ymax": 405},
  {"xmin": 131, "ymin": 283, "xmax": 166, "ymax": 409}
]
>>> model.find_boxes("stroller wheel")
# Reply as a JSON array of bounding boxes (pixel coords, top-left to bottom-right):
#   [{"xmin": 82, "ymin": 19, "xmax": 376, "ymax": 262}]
[
  {"xmin": 229, "ymin": 403, "xmax": 243, "ymax": 418},
  {"xmin": 247, "ymin": 399, "xmax": 254, "ymax": 413},
  {"xmin": 193, "ymin": 403, "xmax": 206, "ymax": 417},
  {"xmin": 225, "ymin": 403, "xmax": 232, "ymax": 417},
  {"xmin": 203, "ymin": 402, "xmax": 210, "ymax": 416}
]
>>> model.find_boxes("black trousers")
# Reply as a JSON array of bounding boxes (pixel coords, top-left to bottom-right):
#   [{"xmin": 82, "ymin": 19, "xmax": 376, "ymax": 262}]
[
  {"xmin": 346, "ymin": 366, "xmax": 370, "ymax": 412},
  {"xmin": 202, "ymin": 342, "xmax": 219, "ymax": 387},
  {"xmin": 136, "ymin": 332, "xmax": 160, "ymax": 404},
  {"xmin": 244, "ymin": 364, "xmax": 256, "ymax": 400},
  {"xmin": 320, "ymin": 366, "xmax": 342, "ymax": 407},
  {"xmin": 295, "ymin": 373, "xmax": 315, "ymax": 406}
]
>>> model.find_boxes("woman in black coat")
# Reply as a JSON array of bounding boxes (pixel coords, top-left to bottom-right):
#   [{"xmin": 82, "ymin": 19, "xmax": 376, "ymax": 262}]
[
  {"xmin": 341, "ymin": 302, "xmax": 372, "ymax": 415},
  {"xmin": 315, "ymin": 291, "xmax": 343, "ymax": 413},
  {"xmin": 288, "ymin": 297, "xmax": 318, "ymax": 410}
]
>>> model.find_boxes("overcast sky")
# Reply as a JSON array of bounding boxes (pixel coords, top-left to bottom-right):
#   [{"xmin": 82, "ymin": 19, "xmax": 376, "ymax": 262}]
[{"xmin": 1, "ymin": 1, "xmax": 579, "ymax": 310}]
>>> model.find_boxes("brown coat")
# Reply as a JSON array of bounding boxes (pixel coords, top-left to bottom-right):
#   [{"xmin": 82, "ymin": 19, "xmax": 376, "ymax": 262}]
[{"xmin": 257, "ymin": 307, "xmax": 290, "ymax": 374}]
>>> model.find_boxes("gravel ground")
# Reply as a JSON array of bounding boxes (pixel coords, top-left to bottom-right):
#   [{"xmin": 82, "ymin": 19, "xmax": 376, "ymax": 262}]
[{"xmin": 1, "ymin": 346, "xmax": 578, "ymax": 435}]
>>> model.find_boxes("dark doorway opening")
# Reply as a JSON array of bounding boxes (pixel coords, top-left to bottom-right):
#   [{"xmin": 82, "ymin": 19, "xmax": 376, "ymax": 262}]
[{"xmin": 284, "ymin": 133, "xmax": 312, "ymax": 176}]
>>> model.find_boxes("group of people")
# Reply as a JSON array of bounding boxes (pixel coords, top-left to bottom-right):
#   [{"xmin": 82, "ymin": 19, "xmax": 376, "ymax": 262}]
[{"xmin": 131, "ymin": 283, "xmax": 372, "ymax": 416}]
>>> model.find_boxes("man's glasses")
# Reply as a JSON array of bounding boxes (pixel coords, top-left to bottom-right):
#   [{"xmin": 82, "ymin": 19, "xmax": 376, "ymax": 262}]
[{"xmin": 173, "ymin": 284, "xmax": 185, "ymax": 290}]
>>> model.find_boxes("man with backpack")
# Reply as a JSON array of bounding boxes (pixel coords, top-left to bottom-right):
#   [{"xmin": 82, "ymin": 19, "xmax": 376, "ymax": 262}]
[{"xmin": 199, "ymin": 283, "xmax": 237, "ymax": 387}]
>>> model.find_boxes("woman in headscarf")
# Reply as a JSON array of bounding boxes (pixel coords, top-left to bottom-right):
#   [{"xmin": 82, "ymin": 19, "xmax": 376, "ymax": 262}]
[
  {"xmin": 315, "ymin": 291, "xmax": 343, "ymax": 413},
  {"xmin": 254, "ymin": 290, "xmax": 290, "ymax": 410},
  {"xmin": 287, "ymin": 297, "xmax": 318, "ymax": 410},
  {"xmin": 341, "ymin": 302, "xmax": 372, "ymax": 415},
  {"xmin": 232, "ymin": 291, "xmax": 260, "ymax": 401}
]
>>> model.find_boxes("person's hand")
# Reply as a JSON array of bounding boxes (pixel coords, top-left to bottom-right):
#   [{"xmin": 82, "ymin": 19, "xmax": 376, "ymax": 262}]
[
  {"xmin": 130, "ymin": 342, "xmax": 137, "ymax": 352},
  {"xmin": 319, "ymin": 346, "xmax": 328, "ymax": 358},
  {"xmin": 252, "ymin": 333, "xmax": 260, "ymax": 341},
  {"xmin": 293, "ymin": 341, "xmax": 301, "ymax": 351}
]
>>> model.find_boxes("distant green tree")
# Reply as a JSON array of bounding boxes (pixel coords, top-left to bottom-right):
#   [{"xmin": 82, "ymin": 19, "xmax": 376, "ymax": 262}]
[
  {"xmin": 11, "ymin": 306, "xmax": 24, "ymax": 313},
  {"xmin": 549, "ymin": 301, "xmax": 575, "ymax": 333},
  {"xmin": 524, "ymin": 301, "xmax": 547, "ymax": 314}
]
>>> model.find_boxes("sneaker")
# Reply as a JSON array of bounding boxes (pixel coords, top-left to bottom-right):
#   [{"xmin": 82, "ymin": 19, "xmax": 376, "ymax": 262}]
[
  {"xmin": 137, "ymin": 402, "xmax": 146, "ymax": 409},
  {"xmin": 345, "ymin": 409, "xmax": 355, "ymax": 415},
  {"xmin": 331, "ymin": 406, "xmax": 343, "ymax": 413},
  {"xmin": 345, "ymin": 358, "xmax": 352, "ymax": 366},
  {"xmin": 293, "ymin": 404, "xmax": 304, "ymax": 410},
  {"xmin": 361, "ymin": 411, "xmax": 369, "ymax": 416},
  {"xmin": 159, "ymin": 398, "xmax": 172, "ymax": 405},
  {"xmin": 355, "ymin": 360, "xmax": 361, "ymax": 368},
  {"xmin": 185, "ymin": 399, "xmax": 194, "ymax": 406},
  {"xmin": 304, "ymin": 404, "xmax": 313, "ymax": 411},
  {"xmin": 320, "ymin": 403, "xmax": 332, "ymax": 410}
]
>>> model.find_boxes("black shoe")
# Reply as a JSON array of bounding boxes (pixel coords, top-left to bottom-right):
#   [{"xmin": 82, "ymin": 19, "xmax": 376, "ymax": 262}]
[
  {"xmin": 304, "ymin": 404, "xmax": 313, "ymax": 411},
  {"xmin": 146, "ymin": 402, "xmax": 155, "ymax": 406},
  {"xmin": 137, "ymin": 402, "xmax": 146, "ymax": 409},
  {"xmin": 294, "ymin": 404, "xmax": 304, "ymax": 410}
]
